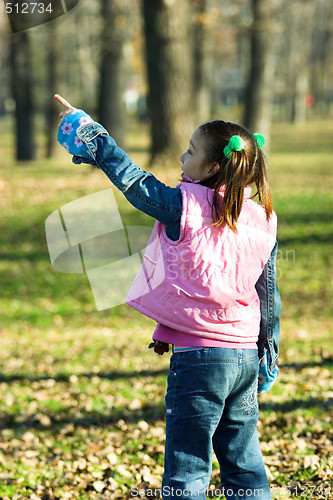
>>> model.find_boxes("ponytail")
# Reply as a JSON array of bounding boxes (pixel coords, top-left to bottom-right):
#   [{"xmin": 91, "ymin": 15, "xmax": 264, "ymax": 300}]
[{"xmin": 199, "ymin": 121, "xmax": 273, "ymax": 232}]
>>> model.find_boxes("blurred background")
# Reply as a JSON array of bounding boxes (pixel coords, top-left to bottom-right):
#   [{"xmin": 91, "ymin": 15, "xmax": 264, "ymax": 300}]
[
  {"xmin": 0, "ymin": 0, "xmax": 332, "ymax": 161},
  {"xmin": 1, "ymin": 1, "xmax": 332, "ymax": 498}
]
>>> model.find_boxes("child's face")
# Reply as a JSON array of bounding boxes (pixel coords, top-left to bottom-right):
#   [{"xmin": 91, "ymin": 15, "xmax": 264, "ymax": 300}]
[{"xmin": 180, "ymin": 128, "xmax": 215, "ymax": 181}]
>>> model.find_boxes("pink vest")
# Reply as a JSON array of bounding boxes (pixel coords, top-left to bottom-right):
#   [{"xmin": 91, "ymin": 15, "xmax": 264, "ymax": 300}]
[{"xmin": 126, "ymin": 182, "xmax": 277, "ymax": 344}]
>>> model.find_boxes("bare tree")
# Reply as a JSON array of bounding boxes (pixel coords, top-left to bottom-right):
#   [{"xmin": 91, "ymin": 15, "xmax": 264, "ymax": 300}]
[
  {"xmin": 142, "ymin": 0, "xmax": 195, "ymax": 163},
  {"xmin": 98, "ymin": 0, "xmax": 128, "ymax": 147},
  {"xmin": 45, "ymin": 23, "xmax": 61, "ymax": 158},
  {"xmin": 243, "ymin": 0, "xmax": 275, "ymax": 138},
  {"xmin": 301, "ymin": 0, "xmax": 333, "ymax": 119},
  {"xmin": 311, "ymin": 0, "xmax": 333, "ymax": 113},
  {"xmin": 10, "ymin": 32, "xmax": 36, "ymax": 161},
  {"xmin": 192, "ymin": 0, "xmax": 216, "ymax": 123},
  {"xmin": 283, "ymin": 0, "xmax": 317, "ymax": 123}
]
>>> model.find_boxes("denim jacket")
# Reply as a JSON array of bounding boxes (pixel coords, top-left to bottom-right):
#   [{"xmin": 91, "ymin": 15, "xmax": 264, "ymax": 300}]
[
  {"xmin": 255, "ymin": 241, "xmax": 281, "ymax": 392},
  {"xmin": 58, "ymin": 117, "xmax": 281, "ymax": 392}
]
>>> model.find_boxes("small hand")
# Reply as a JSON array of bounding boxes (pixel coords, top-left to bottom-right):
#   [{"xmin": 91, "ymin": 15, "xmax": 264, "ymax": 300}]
[
  {"xmin": 54, "ymin": 94, "xmax": 77, "ymax": 125},
  {"xmin": 148, "ymin": 340, "xmax": 170, "ymax": 355}
]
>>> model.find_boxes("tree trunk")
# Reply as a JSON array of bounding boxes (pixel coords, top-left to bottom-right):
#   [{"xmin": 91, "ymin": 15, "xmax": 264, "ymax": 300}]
[
  {"xmin": 10, "ymin": 32, "xmax": 36, "ymax": 161},
  {"xmin": 142, "ymin": 0, "xmax": 195, "ymax": 163},
  {"xmin": 192, "ymin": 0, "xmax": 215, "ymax": 123},
  {"xmin": 98, "ymin": 0, "xmax": 127, "ymax": 148},
  {"xmin": 45, "ymin": 23, "xmax": 61, "ymax": 158},
  {"xmin": 314, "ymin": 0, "xmax": 333, "ymax": 113},
  {"xmin": 285, "ymin": 0, "xmax": 318, "ymax": 124},
  {"xmin": 243, "ymin": 0, "xmax": 274, "ymax": 139}
]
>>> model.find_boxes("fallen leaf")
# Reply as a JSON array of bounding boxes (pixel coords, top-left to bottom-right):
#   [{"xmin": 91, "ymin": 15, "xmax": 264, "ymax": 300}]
[{"xmin": 93, "ymin": 480, "xmax": 106, "ymax": 493}]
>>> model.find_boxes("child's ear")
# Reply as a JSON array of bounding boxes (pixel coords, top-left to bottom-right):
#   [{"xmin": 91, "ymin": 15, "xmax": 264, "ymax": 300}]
[{"xmin": 209, "ymin": 162, "xmax": 220, "ymax": 174}]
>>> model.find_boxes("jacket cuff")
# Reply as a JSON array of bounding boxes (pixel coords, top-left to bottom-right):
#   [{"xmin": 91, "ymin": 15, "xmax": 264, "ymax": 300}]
[
  {"xmin": 76, "ymin": 122, "xmax": 109, "ymax": 142},
  {"xmin": 75, "ymin": 122, "xmax": 111, "ymax": 163}
]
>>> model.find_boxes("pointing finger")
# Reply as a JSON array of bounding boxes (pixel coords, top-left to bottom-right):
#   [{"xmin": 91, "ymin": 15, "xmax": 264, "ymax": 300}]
[{"xmin": 54, "ymin": 94, "xmax": 74, "ymax": 110}]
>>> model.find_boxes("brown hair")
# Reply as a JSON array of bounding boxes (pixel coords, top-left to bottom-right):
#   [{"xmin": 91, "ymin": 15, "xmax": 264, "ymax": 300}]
[{"xmin": 198, "ymin": 120, "xmax": 273, "ymax": 232}]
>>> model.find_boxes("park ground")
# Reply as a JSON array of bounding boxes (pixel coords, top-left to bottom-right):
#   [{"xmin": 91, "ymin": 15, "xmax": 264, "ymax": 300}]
[{"xmin": 1, "ymin": 116, "xmax": 333, "ymax": 499}]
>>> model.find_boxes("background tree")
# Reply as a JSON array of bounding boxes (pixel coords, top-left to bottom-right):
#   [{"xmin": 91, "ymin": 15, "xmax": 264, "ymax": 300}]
[
  {"xmin": 98, "ymin": 0, "xmax": 128, "ymax": 147},
  {"xmin": 283, "ymin": 0, "xmax": 317, "ymax": 124},
  {"xmin": 1, "ymin": 0, "xmax": 332, "ymax": 163},
  {"xmin": 192, "ymin": 0, "xmax": 216, "ymax": 123},
  {"xmin": 243, "ymin": 0, "xmax": 275, "ymax": 138},
  {"xmin": 45, "ymin": 22, "xmax": 61, "ymax": 158},
  {"xmin": 142, "ymin": 0, "xmax": 195, "ymax": 163},
  {"xmin": 315, "ymin": 0, "xmax": 333, "ymax": 113},
  {"xmin": 309, "ymin": 0, "xmax": 332, "ymax": 113},
  {"xmin": 10, "ymin": 31, "xmax": 36, "ymax": 160}
]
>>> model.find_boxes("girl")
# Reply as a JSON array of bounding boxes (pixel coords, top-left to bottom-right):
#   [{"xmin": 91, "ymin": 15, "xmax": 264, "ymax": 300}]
[{"xmin": 55, "ymin": 94, "xmax": 281, "ymax": 500}]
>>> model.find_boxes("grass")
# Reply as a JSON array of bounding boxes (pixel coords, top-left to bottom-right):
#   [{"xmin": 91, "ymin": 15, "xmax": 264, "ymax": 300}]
[{"xmin": 1, "ymin": 116, "xmax": 333, "ymax": 499}]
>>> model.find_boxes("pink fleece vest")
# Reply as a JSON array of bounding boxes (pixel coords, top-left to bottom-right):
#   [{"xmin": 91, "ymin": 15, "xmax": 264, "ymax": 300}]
[{"xmin": 126, "ymin": 182, "xmax": 277, "ymax": 344}]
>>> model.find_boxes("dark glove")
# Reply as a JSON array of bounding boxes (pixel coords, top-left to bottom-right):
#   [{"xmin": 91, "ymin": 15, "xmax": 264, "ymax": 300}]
[{"xmin": 148, "ymin": 340, "xmax": 170, "ymax": 355}]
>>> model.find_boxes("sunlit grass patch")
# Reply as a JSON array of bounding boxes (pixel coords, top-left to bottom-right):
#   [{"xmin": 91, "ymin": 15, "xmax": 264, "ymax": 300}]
[{"xmin": 1, "ymin": 117, "xmax": 332, "ymax": 499}]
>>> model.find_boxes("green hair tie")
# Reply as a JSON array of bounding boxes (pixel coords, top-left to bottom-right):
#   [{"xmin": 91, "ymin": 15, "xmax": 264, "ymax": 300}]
[
  {"xmin": 254, "ymin": 133, "xmax": 265, "ymax": 148},
  {"xmin": 223, "ymin": 135, "xmax": 245, "ymax": 159}
]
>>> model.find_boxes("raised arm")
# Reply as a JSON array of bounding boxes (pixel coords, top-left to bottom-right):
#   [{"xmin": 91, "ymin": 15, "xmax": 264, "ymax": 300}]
[{"xmin": 54, "ymin": 95, "xmax": 182, "ymax": 240}]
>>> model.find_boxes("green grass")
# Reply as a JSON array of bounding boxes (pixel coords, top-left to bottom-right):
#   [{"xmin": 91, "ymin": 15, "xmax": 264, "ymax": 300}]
[{"xmin": 1, "ymin": 117, "xmax": 332, "ymax": 499}]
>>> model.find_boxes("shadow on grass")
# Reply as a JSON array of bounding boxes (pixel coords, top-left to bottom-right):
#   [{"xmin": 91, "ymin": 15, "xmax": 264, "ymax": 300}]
[
  {"xmin": 278, "ymin": 232, "xmax": 333, "ymax": 246},
  {"xmin": 0, "ymin": 403, "xmax": 167, "ymax": 434},
  {"xmin": 1, "ymin": 394, "xmax": 332, "ymax": 436},
  {"xmin": 0, "ymin": 371, "xmax": 169, "ymax": 434},
  {"xmin": 279, "ymin": 357, "xmax": 333, "ymax": 370},
  {"xmin": 0, "ymin": 367, "xmax": 169, "ymax": 384},
  {"xmin": 1, "ymin": 360, "xmax": 333, "ymax": 435},
  {"xmin": 260, "ymin": 397, "xmax": 333, "ymax": 414},
  {"xmin": 278, "ymin": 211, "xmax": 333, "ymax": 225},
  {"xmin": 1, "ymin": 356, "xmax": 332, "ymax": 385}
]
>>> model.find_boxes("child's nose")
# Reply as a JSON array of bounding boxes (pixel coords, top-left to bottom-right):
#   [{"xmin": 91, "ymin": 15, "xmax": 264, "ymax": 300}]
[{"xmin": 180, "ymin": 152, "xmax": 185, "ymax": 163}]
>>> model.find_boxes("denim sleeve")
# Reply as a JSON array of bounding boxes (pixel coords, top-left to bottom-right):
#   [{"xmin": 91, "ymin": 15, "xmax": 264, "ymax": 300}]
[
  {"xmin": 74, "ymin": 122, "xmax": 182, "ymax": 239},
  {"xmin": 255, "ymin": 241, "xmax": 281, "ymax": 369}
]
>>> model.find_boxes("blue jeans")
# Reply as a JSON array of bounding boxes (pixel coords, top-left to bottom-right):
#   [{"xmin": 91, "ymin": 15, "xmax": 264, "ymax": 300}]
[{"xmin": 162, "ymin": 348, "xmax": 271, "ymax": 500}]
